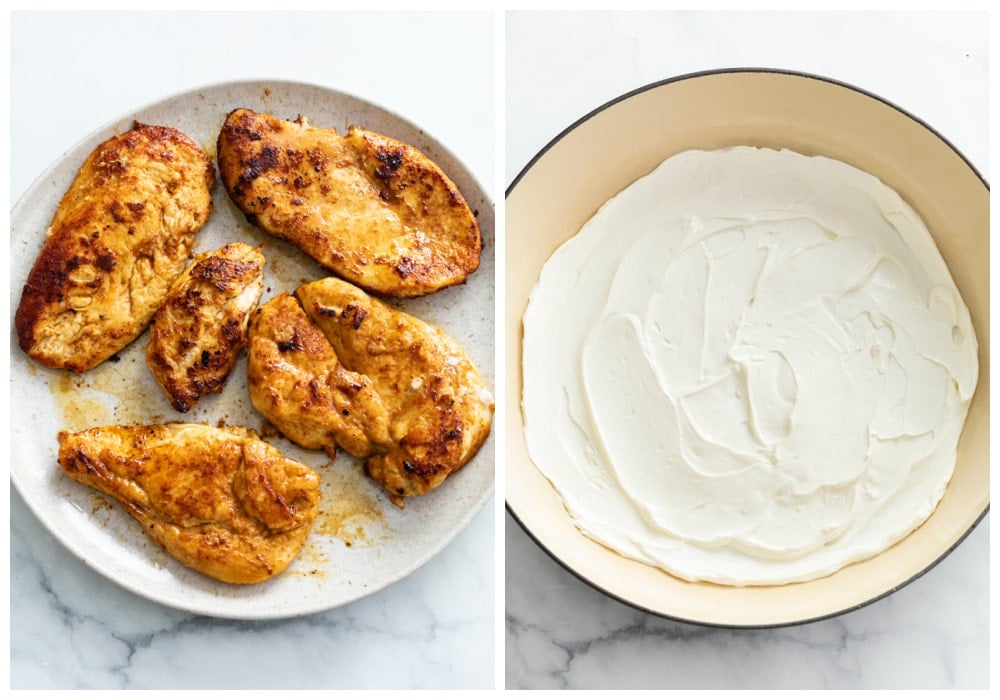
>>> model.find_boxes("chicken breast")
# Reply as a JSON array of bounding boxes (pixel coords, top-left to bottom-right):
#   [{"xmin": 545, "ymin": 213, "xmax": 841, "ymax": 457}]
[
  {"xmin": 15, "ymin": 122, "xmax": 215, "ymax": 372},
  {"xmin": 247, "ymin": 277, "xmax": 493, "ymax": 505},
  {"xmin": 57, "ymin": 423, "xmax": 321, "ymax": 584},
  {"xmin": 217, "ymin": 108, "xmax": 481, "ymax": 298},
  {"xmin": 245, "ymin": 292, "xmax": 391, "ymax": 457},
  {"xmin": 146, "ymin": 242, "xmax": 265, "ymax": 412}
]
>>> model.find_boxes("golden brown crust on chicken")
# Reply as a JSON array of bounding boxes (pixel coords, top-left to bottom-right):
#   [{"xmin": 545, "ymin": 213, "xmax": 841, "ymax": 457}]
[
  {"xmin": 146, "ymin": 243, "xmax": 265, "ymax": 412},
  {"xmin": 15, "ymin": 123, "xmax": 215, "ymax": 373},
  {"xmin": 247, "ymin": 277, "xmax": 493, "ymax": 504},
  {"xmin": 246, "ymin": 293, "xmax": 391, "ymax": 457},
  {"xmin": 217, "ymin": 108, "xmax": 481, "ymax": 298},
  {"xmin": 57, "ymin": 423, "xmax": 321, "ymax": 584}
]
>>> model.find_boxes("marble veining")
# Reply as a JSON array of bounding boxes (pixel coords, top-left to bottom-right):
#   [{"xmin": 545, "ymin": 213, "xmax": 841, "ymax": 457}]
[
  {"xmin": 505, "ymin": 513, "xmax": 987, "ymax": 689},
  {"xmin": 12, "ymin": 489, "xmax": 495, "ymax": 689}
]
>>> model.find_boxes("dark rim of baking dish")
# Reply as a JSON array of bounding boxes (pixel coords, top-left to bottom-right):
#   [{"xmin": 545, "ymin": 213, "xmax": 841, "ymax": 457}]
[{"xmin": 505, "ymin": 66, "xmax": 990, "ymax": 630}]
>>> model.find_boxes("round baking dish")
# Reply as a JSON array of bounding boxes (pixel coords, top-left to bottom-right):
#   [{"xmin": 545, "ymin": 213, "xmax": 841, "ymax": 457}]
[{"xmin": 505, "ymin": 69, "xmax": 989, "ymax": 627}]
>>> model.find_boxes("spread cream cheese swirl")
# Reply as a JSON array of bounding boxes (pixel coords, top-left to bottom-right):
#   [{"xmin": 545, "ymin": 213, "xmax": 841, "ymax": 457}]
[{"xmin": 522, "ymin": 147, "xmax": 978, "ymax": 585}]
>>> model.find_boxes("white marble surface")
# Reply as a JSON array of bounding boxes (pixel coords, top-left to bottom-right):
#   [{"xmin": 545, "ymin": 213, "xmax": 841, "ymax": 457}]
[
  {"xmin": 9, "ymin": 11, "xmax": 495, "ymax": 689},
  {"xmin": 505, "ymin": 10, "xmax": 989, "ymax": 690}
]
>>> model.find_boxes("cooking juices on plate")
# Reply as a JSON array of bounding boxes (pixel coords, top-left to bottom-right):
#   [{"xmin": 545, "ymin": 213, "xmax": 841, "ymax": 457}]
[{"xmin": 522, "ymin": 147, "xmax": 977, "ymax": 585}]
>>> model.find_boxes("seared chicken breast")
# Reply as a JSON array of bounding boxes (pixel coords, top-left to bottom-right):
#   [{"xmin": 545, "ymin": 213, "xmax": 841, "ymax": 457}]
[
  {"xmin": 146, "ymin": 242, "xmax": 265, "ymax": 412},
  {"xmin": 246, "ymin": 292, "xmax": 391, "ymax": 457},
  {"xmin": 16, "ymin": 123, "xmax": 215, "ymax": 372},
  {"xmin": 217, "ymin": 108, "xmax": 481, "ymax": 298},
  {"xmin": 57, "ymin": 423, "xmax": 321, "ymax": 584},
  {"xmin": 247, "ymin": 277, "xmax": 493, "ymax": 504}
]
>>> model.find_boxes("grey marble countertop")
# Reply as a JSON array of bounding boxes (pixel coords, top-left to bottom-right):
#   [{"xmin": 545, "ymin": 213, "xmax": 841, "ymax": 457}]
[
  {"xmin": 9, "ymin": 10, "xmax": 496, "ymax": 690},
  {"xmin": 506, "ymin": 512, "xmax": 988, "ymax": 689},
  {"xmin": 504, "ymin": 10, "xmax": 989, "ymax": 690}
]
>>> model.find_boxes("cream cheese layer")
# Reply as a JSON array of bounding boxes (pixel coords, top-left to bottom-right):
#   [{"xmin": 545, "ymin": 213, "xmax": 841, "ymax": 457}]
[{"xmin": 522, "ymin": 147, "xmax": 978, "ymax": 585}]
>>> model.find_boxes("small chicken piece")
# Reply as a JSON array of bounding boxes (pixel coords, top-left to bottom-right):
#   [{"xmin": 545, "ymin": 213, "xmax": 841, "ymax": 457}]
[
  {"xmin": 217, "ymin": 108, "xmax": 481, "ymax": 298},
  {"xmin": 146, "ymin": 242, "xmax": 265, "ymax": 412},
  {"xmin": 247, "ymin": 277, "xmax": 493, "ymax": 504},
  {"xmin": 16, "ymin": 122, "xmax": 215, "ymax": 372},
  {"xmin": 57, "ymin": 423, "xmax": 321, "ymax": 584}
]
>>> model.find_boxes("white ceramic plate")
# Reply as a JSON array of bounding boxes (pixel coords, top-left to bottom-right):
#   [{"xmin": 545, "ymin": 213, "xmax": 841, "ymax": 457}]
[{"xmin": 10, "ymin": 80, "xmax": 495, "ymax": 619}]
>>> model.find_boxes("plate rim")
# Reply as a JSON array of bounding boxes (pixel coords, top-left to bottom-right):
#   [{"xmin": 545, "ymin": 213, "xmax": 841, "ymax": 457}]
[
  {"xmin": 10, "ymin": 77, "xmax": 495, "ymax": 620},
  {"xmin": 505, "ymin": 66, "xmax": 989, "ymax": 629}
]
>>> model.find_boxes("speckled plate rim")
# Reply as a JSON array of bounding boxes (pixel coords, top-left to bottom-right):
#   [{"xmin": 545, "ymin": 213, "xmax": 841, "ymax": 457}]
[
  {"xmin": 10, "ymin": 78, "xmax": 495, "ymax": 620},
  {"xmin": 505, "ymin": 67, "xmax": 989, "ymax": 629}
]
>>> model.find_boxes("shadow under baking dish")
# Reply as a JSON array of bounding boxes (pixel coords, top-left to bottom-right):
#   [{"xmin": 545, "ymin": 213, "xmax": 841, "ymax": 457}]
[{"xmin": 505, "ymin": 68, "xmax": 989, "ymax": 628}]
